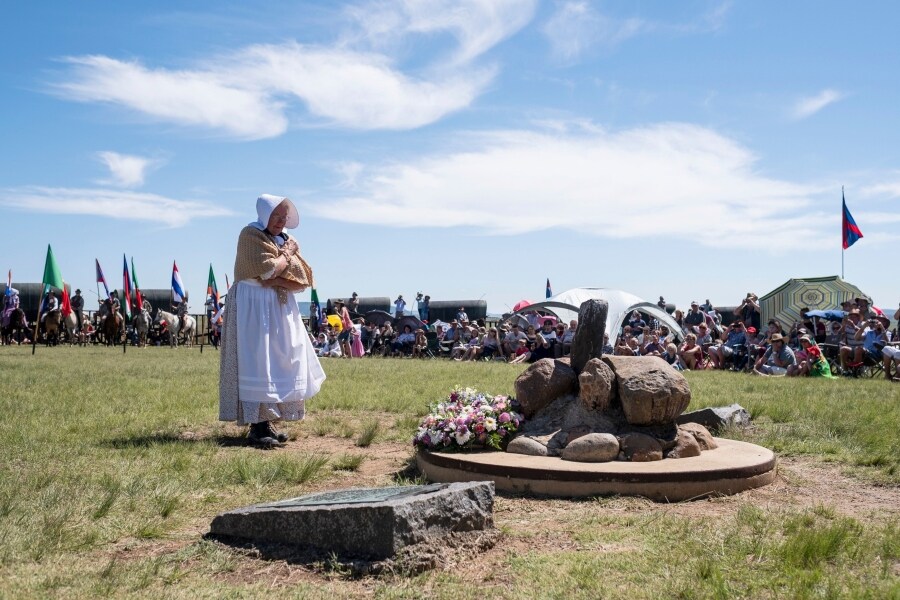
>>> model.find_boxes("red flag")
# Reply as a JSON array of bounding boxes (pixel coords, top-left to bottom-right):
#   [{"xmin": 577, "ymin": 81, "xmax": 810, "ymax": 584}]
[
  {"xmin": 122, "ymin": 255, "xmax": 133, "ymax": 320},
  {"xmin": 61, "ymin": 285, "xmax": 72, "ymax": 318}
]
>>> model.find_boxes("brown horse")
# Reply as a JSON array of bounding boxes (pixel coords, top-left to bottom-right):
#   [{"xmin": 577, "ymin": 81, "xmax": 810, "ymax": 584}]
[
  {"xmin": 1, "ymin": 307, "xmax": 28, "ymax": 345},
  {"xmin": 44, "ymin": 310, "xmax": 62, "ymax": 346},
  {"xmin": 102, "ymin": 311, "xmax": 123, "ymax": 346}
]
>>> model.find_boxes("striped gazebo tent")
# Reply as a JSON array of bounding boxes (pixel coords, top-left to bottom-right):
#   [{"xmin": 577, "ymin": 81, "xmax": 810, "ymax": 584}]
[{"xmin": 759, "ymin": 276, "xmax": 867, "ymax": 328}]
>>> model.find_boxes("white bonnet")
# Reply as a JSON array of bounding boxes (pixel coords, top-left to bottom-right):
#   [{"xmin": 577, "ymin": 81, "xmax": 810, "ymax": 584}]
[{"xmin": 256, "ymin": 194, "xmax": 299, "ymax": 229}]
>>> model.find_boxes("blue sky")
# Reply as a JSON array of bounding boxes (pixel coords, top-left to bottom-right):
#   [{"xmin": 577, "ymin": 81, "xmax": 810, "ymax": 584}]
[{"xmin": 2, "ymin": 1, "xmax": 899, "ymax": 314}]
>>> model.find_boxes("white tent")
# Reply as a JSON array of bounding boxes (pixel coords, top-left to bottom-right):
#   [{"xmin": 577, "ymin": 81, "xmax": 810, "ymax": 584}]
[{"xmin": 507, "ymin": 287, "xmax": 684, "ymax": 341}]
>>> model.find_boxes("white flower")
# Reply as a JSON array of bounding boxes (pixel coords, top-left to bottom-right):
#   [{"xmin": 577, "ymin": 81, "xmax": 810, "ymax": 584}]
[
  {"xmin": 484, "ymin": 417, "xmax": 497, "ymax": 432},
  {"xmin": 454, "ymin": 430, "xmax": 472, "ymax": 445}
]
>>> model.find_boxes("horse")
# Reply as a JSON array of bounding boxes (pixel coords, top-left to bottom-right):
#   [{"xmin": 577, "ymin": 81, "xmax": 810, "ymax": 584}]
[
  {"xmin": 155, "ymin": 309, "xmax": 196, "ymax": 348},
  {"xmin": 1, "ymin": 307, "xmax": 28, "ymax": 345},
  {"xmin": 62, "ymin": 312, "xmax": 78, "ymax": 345},
  {"xmin": 44, "ymin": 310, "xmax": 62, "ymax": 346},
  {"xmin": 102, "ymin": 311, "xmax": 123, "ymax": 346},
  {"xmin": 133, "ymin": 310, "xmax": 150, "ymax": 347}
]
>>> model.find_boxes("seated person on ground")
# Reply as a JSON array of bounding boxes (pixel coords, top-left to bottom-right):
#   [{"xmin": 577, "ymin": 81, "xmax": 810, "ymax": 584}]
[
  {"xmin": 509, "ymin": 338, "xmax": 532, "ymax": 364},
  {"xmin": 663, "ymin": 343, "xmax": 681, "ymax": 369},
  {"xmin": 677, "ymin": 333, "xmax": 704, "ymax": 370},
  {"xmin": 478, "ymin": 328, "xmax": 502, "ymax": 360},
  {"xmin": 391, "ymin": 325, "xmax": 416, "ymax": 356},
  {"xmin": 839, "ymin": 310, "xmax": 866, "ymax": 368},
  {"xmin": 502, "ymin": 324, "xmax": 527, "ymax": 358},
  {"xmin": 641, "ymin": 332, "xmax": 664, "ymax": 357},
  {"xmin": 754, "ymin": 333, "xmax": 795, "ymax": 376},
  {"xmin": 556, "ymin": 319, "xmax": 577, "ymax": 358},
  {"xmin": 318, "ymin": 333, "xmax": 342, "ymax": 357},
  {"xmin": 411, "ymin": 328, "xmax": 428, "ymax": 358},
  {"xmin": 710, "ymin": 321, "xmax": 747, "ymax": 369},
  {"xmin": 695, "ymin": 322, "xmax": 713, "ymax": 346},
  {"xmin": 795, "ymin": 335, "xmax": 833, "ymax": 378}
]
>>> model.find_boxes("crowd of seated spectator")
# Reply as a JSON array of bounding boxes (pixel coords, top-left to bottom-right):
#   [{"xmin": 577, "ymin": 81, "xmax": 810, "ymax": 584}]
[{"xmin": 308, "ymin": 293, "xmax": 900, "ymax": 382}]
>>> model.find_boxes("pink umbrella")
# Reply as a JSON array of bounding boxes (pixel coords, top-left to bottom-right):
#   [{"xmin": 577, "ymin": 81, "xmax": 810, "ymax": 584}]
[{"xmin": 512, "ymin": 300, "xmax": 532, "ymax": 312}]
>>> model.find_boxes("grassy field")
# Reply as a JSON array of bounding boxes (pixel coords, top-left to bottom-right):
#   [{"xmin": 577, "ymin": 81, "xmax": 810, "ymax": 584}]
[{"xmin": 0, "ymin": 346, "xmax": 897, "ymax": 599}]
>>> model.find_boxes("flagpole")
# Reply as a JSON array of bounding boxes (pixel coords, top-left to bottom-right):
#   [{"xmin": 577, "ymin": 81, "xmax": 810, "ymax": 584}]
[{"xmin": 31, "ymin": 286, "xmax": 43, "ymax": 355}]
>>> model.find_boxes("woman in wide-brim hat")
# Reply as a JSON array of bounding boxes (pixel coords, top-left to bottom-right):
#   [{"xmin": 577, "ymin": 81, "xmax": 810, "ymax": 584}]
[{"xmin": 218, "ymin": 194, "xmax": 326, "ymax": 448}]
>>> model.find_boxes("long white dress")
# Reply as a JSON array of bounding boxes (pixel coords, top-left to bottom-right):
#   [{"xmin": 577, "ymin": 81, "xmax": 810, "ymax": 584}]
[{"xmin": 219, "ymin": 278, "xmax": 326, "ymax": 426}]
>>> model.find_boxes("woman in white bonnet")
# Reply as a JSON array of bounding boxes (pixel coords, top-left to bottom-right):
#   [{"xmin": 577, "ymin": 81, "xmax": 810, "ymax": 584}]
[{"xmin": 219, "ymin": 194, "xmax": 326, "ymax": 448}]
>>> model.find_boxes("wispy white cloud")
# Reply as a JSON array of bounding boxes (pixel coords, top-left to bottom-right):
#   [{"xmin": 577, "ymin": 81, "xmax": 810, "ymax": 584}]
[
  {"xmin": 345, "ymin": 0, "xmax": 538, "ymax": 64},
  {"xmin": 542, "ymin": 1, "xmax": 730, "ymax": 61},
  {"xmin": 543, "ymin": 1, "xmax": 647, "ymax": 60},
  {"xmin": 860, "ymin": 178, "xmax": 900, "ymax": 199},
  {"xmin": 0, "ymin": 187, "xmax": 233, "ymax": 227},
  {"xmin": 51, "ymin": 1, "xmax": 536, "ymax": 138},
  {"xmin": 792, "ymin": 89, "xmax": 845, "ymax": 119},
  {"xmin": 95, "ymin": 151, "xmax": 159, "ymax": 188},
  {"xmin": 57, "ymin": 56, "xmax": 288, "ymax": 140},
  {"xmin": 310, "ymin": 122, "xmax": 830, "ymax": 250}
]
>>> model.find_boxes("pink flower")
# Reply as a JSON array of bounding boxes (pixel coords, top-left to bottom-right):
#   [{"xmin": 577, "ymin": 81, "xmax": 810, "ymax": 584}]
[{"xmin": 498, "ymin": 412, "xmax": 511, "ymax": 424}]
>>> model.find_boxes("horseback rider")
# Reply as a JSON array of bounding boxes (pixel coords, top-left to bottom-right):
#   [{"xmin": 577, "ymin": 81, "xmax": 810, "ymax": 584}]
[
  {"xmin": 41, "ymin": 290, "xmax": 58, "ymax": 323},
  {"xmin": 141, "ymin": 298, "xmax": 152, "ymax": 320},
  {"xmin": 176, "ymin": 300, "xmax": 188, "ymax": 332},
  {"xmin": 72, "ymin": 289, "xmax": 85, "ymax": 331},
  {"xmin": 110, "ymin": 290, "xmax": 121, "ymax": 314}
]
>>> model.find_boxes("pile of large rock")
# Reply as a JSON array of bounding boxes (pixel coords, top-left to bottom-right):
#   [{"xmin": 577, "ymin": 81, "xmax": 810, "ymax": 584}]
[{"xmin": 507, "ymin": 300, "xmax": 719, "ymax": 463}]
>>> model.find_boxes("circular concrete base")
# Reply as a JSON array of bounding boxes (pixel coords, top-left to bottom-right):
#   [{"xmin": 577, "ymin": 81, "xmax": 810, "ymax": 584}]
[{"xmin": 416, "ymin": 438, "xmax": 776, "ymax": 502}]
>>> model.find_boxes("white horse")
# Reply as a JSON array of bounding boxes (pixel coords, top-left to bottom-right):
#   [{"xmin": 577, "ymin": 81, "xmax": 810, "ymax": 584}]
[
  {"xmin": 133, "ymin": 311, "xmax": 150, "ymax": 347},
  {"xmin": 154, "ymin": 309, "xmax": 196, "ymax": 348},
  {"xmin": 62, "ymin": 312, "xmax": 79, "ymax": 345}
]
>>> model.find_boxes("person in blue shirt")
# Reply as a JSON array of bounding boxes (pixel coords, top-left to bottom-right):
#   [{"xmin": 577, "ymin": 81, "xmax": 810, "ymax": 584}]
[{"xmin": 710, "ymin": 321, "xmax": 748, "ymax": 369}]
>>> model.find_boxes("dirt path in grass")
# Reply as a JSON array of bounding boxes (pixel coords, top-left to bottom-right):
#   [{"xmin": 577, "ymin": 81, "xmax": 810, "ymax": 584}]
[{"xmin": 131, "ymin": 434, "xmax": 900, "ymax": 596}]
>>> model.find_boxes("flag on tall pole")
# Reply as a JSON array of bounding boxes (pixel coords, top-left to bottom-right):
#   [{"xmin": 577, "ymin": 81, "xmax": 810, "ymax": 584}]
[
  {"xmin": 546, "ymin": 278, "xmax": 552, "ymax": 299},
  {"xmin": 5, "ymin": 269, "xmax": 10, "ymax": 296},
  {"xmin": 225, "ymin": 274, "xmax": 231, "ymax": 291},
  {"xmin": 131, "ymin": 257, "xmax": 143, "ymax": 311},
  {"xmin": 841, "ymin": 187, "xmax": 863, "ymax": 280},
  {"xmin": 841, "ymin": 190, "xmax": 863, "ymax": 250},
  {"xmin": 34, "ymin": 245, "xmax": 64, "ymax": 354},
  {"xmin": 206, "ymin": 264, "xmax": 221, "ymax": 312},
  {"xmin": 310, "ymin": 288, "xmax": 321, "ymax": 335},
  {"xmin": 122, "ymin": 255, "xmax": 133, "ymax": 321},
  {"xmin": 95, "ymin": 259, "xmax": 111, "ymax": 300},
  {"xmin": 172, "ymin": 261, "xmax": 186, "ymax": 304}
]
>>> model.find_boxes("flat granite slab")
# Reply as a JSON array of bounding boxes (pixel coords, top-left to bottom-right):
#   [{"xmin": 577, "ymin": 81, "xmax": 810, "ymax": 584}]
[
  {"xmin": 209, "ymin": 482, "xmax": 494, "ymax": 559},
  {"xmin": 417, "ymin": 438, "xmax": 775, "ymax": 502}
]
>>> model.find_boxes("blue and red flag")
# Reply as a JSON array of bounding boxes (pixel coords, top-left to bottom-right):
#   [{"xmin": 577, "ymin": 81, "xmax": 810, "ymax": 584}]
[
  {"xmin": 546, "ymin": 278, "xmax": 552, "ymax": 299},
  {"xmin": 842, "ymin": 192, "xmax": 863, "ymax": 250},
  {"xmin": 95, "ymin": 259, "xmax": 111, "ymax": 300}
]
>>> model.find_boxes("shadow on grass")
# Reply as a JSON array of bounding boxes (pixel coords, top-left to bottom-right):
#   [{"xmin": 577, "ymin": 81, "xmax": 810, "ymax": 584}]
[{"xmin": 101, "ymin": 431, "xmax": 248, "ymax": 449}]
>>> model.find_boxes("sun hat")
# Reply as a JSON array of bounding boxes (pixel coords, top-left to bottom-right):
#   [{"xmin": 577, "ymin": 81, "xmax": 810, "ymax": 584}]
[
  {"xmin": 255, "ymin": 194, "xmax": 299, "ymax": 230},
  {"xmin": 770, "ymin": 333, "xmax": 785, "ymax": 343}
]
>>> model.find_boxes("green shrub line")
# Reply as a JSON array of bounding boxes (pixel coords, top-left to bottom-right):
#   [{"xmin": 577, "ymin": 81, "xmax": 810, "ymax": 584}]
[{"xmin": 0, "ymin": 346, "xmax": 897, "ymax": 598}]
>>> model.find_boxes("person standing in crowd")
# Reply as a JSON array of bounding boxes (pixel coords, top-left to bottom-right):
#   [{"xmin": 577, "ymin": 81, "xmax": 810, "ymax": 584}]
[
  {"xmin": 735, "ymin": 293, "xmax": 761, "ymax": 331},
  {"xmin": 348, "ymin": 292, "xmax": 360, "ymax": 314},
  {"xmin": 657, "ymin": 296, "xmax": 667, "ymax": 310},
  {"xmin": 219, "ymin": 194, "xmax": 326, "ymax": 449},
  {"xmin": 684, "ymin": 301, "xmax": 705, "ymax": 331},
  {"xmin": 71, "ymin": 289, "xmax": 84, "ymax": 331},
  {"xmin": 334, "ymin": 299, "xmax": 354, "ymax": 359},
  {"xmin": 394, "ymin": 295, "xmax": 406, "ymax": 318},
  {"xmin": 418, "ymin": 294, "xmax": 430, "ymax": 321},
  {"xmin": 456, "ymin": 306, "xmax": 469, "ymax": 323}
]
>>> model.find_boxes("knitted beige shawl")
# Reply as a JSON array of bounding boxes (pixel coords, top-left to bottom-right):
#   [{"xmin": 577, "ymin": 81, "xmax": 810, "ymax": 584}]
[{"xmin": 233, "ymin": 226, "xmax": 314, "ymax": 303}]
